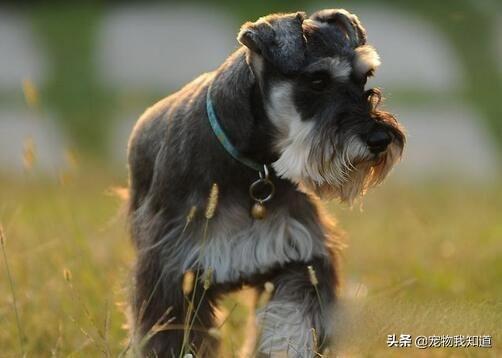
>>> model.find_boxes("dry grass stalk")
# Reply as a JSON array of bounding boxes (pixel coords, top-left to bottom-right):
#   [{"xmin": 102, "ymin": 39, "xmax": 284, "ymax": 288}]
[
  {"xmin": 182, "ymin": 271, "xmax": 195, "ymax": 296},
  {"xmin": 22, "ymin": 78, "xmax": 39, "ymax": 109},
  {"xmin": 180, "ymin": 184, "xmax": 219, "ymax": 355},
  {"xmin": 22, "ymin": 137, "xmax": 36, "ymax": 170},
  {"xmin": 64, "ymin": 268, "xmax": 111, "ymax": 357},
  {"xmin": 260, "ymin": 281, "xmax": 275, "ymax": 306},
  {"xmin": 311, "ymin": 328, "xmax": 319, "ymax": 356},
  {"xmin": 307, "ymin": 265, "xmax": 319, "ymax": 286},
  {"xmin": 182, "ymin": 206, "xmax": 198, "ymax": 233},
  {"xmin": 205, "ymin": 183, "xmax": 219, "ymax": 219},
  {"xmin": 264, "ymin": 282, "xmax": 275, "ymax": 294},
  {"xmin": 0, "ymin": 224, "xmax": 25, "ymax": 355},
  {"xmin": 51, "ymin": 320, "xmax": 64, "ymax": 357},
  {"xmin": 139, "ymin": 307, "xmax": 174, "ymax": 350},
  {"xmin": 68, "ymin": 315, "xmax": 103, "ymax": 354},
  {"xmin": 203, "ymin": 268, "xmax": 213, "ymax": 291},
  {"xmin": 63, "ymin": 268, "xmax": 73, "ymax": 282}
]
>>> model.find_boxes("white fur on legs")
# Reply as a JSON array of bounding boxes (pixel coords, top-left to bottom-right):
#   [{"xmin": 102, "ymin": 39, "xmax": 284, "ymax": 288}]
[{"xmin": 257, "ymin": 301, "xmax": 315, "ymax": 357}]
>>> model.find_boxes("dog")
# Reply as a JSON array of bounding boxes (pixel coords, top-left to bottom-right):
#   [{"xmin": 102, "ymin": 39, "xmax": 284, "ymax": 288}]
[{"xmin": 127, "ymin": 9, "xmax": 405, "ymax": 357}]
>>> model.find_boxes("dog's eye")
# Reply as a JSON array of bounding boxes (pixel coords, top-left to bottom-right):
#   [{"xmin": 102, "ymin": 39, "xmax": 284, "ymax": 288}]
[{"xmin": 308, "ymin": 72, "xmax": 331, "ymax": 91}]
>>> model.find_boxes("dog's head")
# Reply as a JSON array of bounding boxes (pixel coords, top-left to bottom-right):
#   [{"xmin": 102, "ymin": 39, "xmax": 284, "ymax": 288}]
[{"xmin": 238, "ymin": 10, "xmax": 406, "ymax": 203}]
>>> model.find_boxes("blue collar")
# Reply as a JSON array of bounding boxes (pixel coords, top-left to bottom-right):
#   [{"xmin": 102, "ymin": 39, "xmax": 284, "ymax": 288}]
[{"xmin": 206, "ymin": 81, "xmax": 264, "ymax": 172}]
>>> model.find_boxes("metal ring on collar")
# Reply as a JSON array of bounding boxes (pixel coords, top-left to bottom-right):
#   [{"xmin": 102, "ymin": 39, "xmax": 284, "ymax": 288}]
[{"xmin": 249, "ymin": 177, "xmax": 275, "ymax": 203}]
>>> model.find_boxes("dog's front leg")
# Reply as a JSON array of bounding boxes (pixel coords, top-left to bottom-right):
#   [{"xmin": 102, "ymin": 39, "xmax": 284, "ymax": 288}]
[
  {"xmin": 132, "ymin": 258, "xmax": 219, "ymax": 357},
  {"xmin": 256, "ymin": 256, "xmax": 336, "ymax": 357}
]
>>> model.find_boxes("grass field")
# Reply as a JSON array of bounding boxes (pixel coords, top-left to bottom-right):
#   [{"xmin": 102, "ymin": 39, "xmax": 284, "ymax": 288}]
[{"xmin": 0, "ymin": 169, "xmax": 501, "ymax": 357}]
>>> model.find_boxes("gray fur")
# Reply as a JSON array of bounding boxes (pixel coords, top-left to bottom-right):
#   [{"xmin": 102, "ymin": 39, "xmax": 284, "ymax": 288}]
[
  {"xmin": 180, "ymin": 204, "xmax": 328, "ymax": 283},
  {"xmin": 238, "ymin": 12, "xmax": 307, "ymax": 74},
  {"xmin": 127, "ymin": 8, "xmax": 405, "ymax": 357},
  {"xmin": 310, "ymin": 9, "xmax": 367, "ymax": 48}
]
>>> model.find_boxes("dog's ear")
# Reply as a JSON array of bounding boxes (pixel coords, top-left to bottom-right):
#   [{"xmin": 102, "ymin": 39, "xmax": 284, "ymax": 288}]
[
  {"xmin": 310, "ymin": 9, "xmax": 367, "ymax": 48},
  {"xmin": 237, "ymin": 12, "xmax": 307, "ymax": 74}
]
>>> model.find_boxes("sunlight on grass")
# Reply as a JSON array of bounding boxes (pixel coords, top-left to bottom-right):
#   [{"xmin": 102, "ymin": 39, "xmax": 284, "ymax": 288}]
[{"xmin": 0, "ymin": 171, "xmax": 500, "ymax": 356}]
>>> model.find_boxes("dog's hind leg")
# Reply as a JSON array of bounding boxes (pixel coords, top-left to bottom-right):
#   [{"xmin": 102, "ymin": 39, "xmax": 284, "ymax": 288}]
[{"xmin": 256, "ymin": 257, "xmax": 336, "ymax": 357}]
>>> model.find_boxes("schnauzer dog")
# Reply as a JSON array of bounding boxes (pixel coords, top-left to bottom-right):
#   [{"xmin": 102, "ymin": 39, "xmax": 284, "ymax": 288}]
[{"xmin": 127, "ymin": 8, "xmax": 405, "ymax": 357}]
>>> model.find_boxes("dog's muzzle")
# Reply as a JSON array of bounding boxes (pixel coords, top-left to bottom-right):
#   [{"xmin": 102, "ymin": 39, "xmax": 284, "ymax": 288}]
[{"xmin": 366, "ymin": 128, "xmax": 392, "ymax": 154}]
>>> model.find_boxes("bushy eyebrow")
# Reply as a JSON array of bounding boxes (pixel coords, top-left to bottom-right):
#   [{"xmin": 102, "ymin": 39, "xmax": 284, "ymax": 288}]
[
  {"xmin": 303, "ymin": 57, "xmax": 351, "ymax": 80},
  {"xmin": 353, "ymin": 45, "xmax": 381, "ymax": 76}
]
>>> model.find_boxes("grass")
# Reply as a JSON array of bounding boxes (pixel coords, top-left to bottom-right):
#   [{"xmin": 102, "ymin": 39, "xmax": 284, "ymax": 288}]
[{"xmin": 0, "ymin": 169, "xmax": 501, "ymax": 356}]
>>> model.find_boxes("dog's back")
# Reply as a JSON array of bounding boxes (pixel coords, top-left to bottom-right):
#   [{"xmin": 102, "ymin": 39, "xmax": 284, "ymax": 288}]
[{"xmin": 127, "ymin": 72, "xmax": 211, "ymax": 216}]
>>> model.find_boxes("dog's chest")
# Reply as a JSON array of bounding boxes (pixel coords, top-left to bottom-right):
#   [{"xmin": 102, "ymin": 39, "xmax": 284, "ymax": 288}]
[{"xmin": 181, "ymin": 205, "xmax": 327, "ymax": 284}]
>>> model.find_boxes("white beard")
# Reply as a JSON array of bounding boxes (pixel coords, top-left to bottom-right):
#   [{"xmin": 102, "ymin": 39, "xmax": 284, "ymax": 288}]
[{"xmin": 266, "ymin": 82, "xmax": 401, "ymax": 204}]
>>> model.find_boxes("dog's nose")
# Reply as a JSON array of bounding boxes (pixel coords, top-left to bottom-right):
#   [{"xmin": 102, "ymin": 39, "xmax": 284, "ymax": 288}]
[{"xmin": 366, "ymin": 129, "xmax": 392, "ymax": 153}]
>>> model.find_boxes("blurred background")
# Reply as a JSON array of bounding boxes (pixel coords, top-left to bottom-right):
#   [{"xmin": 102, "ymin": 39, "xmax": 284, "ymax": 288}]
[
  {"xmin": 1, "ymin": 0, "xmax": 501, "ymax": 178},
  {"xmin": 0, "ymin": 0, "xmax": 500, "ymax": 356}
]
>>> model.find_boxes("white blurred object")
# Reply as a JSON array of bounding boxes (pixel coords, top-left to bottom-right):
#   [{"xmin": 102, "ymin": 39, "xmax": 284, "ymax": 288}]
[
  {"xmin": 0, "ymin": 10, "xmax": 48, "ymax": 90},
  {"xmin": 97, "ymin": 4, "xmax": 237, "ymax": 91},
  {"xmin": 0, "ymin": 109, "xmax": 67, "ymax": 175},
  {"xmin": 108, "ymin": 110, "xmax": 139, "ymax": 164},
  {"xmin": 394, "ymin": 104, "xmax": 498, "ymax": 180}
]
